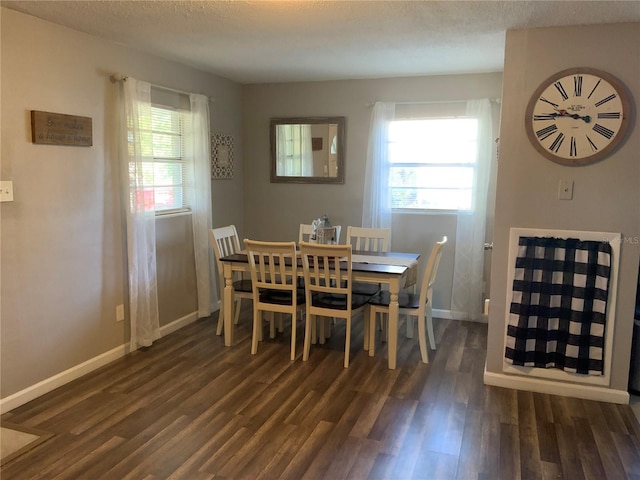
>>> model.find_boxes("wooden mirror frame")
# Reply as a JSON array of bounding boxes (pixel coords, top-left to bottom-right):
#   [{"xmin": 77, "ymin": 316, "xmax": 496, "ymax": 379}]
[{"xmin": 270, "ymin": 116, "xmax": 345, "ymax": 184}]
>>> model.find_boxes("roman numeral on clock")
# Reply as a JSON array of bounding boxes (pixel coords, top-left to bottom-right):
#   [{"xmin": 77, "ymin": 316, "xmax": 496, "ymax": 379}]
[
  {"xmin": 597, "ymin": 112, "xmax": 621, "ymax": 119},
  {"xmin": 539, "ymin": 97, "xmax": 559, "ymax": 108},
  {"xmin": 586, "ymin": 135, "xmax": 598, "ymax": 152},
  {"xmin": 549, "ymin": 133, "xmax": 565, "ymax": 153},
  {"xmin": 587, "ymin": 79, "xmax": 601, "ymax": 99},
  {"xmin": 536, "ymin": 124, "xmax": 558, "ymax": 141},
  {"xmin": 592, "ymin": 123, "xmax": 614, "ymax": 139},
  {"xmin": 554, "ymin": 81, "xmax": 569, "ymax": 100},
  {"xmin": 594, "ymin": 94, "xmax": 617, "ymax": 107},
  {"xmin": 533, "ymin": 114, "xmax": 556, "ymax": 121},
  {"xmin": 574, "ymin": 76, "xmax": 583, "ymax": 97},
  {"xmin": 569, "ymin": 137, "xmax": 577, "ymax": 157}
]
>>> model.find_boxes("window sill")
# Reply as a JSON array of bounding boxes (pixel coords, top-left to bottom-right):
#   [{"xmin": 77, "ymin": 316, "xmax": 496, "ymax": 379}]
[
  {"xmin": 155, "ymin": 209, "xmax": 192, "ymax": 219},
  {"xmin": 392, "ymin": 209, "xmax": 468, "ymax": 216}
]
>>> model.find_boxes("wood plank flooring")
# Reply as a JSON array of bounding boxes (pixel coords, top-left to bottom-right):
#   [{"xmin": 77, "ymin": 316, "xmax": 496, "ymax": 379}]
[{"xmin": 2, "ymin": 304, "xmax": 640, "ymax": 479}]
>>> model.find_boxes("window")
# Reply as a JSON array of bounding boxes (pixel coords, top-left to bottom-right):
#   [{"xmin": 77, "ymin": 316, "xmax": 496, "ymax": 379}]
[
  {"xmin": 129, "ymin": 105, "xmax": 191, "ymax": 213},
  {"xmin": 389, "ymin": 118, "xmax": 478, "ymax": 211}
]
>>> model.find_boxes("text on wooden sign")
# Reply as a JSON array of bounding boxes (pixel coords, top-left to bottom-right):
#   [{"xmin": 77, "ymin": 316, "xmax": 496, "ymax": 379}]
[{"xmin": 31, "ymin": 111, "xmax": 93, "ymax": 146}]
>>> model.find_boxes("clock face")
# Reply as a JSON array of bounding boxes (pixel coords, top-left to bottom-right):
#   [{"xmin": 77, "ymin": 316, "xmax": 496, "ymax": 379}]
[{"xmin": 525, "ymin": 68, "xmax": 630, "ymax": 166}]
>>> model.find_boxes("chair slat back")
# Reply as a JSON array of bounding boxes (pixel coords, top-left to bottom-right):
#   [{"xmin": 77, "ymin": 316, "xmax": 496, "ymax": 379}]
[
  {"xmin": 419, "ymin": 236, "xmax": 447, "ymax": 304},
  {"xmin": 210, "ymin": 225, "xmax": 242, "ymax": 262},
  {"xmin": 299, "ymin": 223, "xmax": 343, "ymax": 244},
  {"xmin": 346, "ymin": 226, "xmax": 390, "ymax": 252},
  {"xmin": 244, "ymin": 240, "xmax": 297, "ymax": 294},
  {"xmin": 299, "ymin": 242, "xmax": 352, "ymax": 297},
  {"xmin": 299, "ymin": 224, "xmax": 314, "ymax": 243}
]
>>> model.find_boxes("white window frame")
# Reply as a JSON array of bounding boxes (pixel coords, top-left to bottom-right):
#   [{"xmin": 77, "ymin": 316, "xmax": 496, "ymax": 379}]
[
  {"xmin": 131, "ymin": 104, "xmax": 192, "ymax": 216},
  {"xmin": 388, "ymin": 116, "xmax": 479, "ymax": 214}
]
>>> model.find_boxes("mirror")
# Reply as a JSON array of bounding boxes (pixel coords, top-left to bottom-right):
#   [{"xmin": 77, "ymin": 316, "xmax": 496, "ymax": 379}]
[{"xmin": 270, "ymin": 117, "xmax": 345, "ymax": 184}]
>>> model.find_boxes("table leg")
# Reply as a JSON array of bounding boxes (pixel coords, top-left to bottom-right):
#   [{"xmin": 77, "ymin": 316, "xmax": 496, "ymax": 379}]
[
  {"xmin": 388, "ymin": 279, "xmax": 399, "ymax": 370},
  {"xmin": 223, "ymin": 264, "xmax": 236, "ymax": 347}
]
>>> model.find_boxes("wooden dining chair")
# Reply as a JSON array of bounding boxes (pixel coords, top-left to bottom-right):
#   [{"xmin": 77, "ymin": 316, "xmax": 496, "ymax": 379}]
[
  {"xmin": 299, "ymin": 241, "xmax": 371, "ymax": 368},
  {"xmin": 367, "ymin": 236, "xmax": 447, "ymax": 363},
  {"xmin": 210, "ymin": 225, "xmax": 253, "ymax": 336},
  {"xmin": 299, "ymin": 223, "xmax": 343, "ymax": 344},
  {"xmin": 244, "ymin": 239, "xmax": 305, "ymax": 360},
  {"xmin": 299, "ymin": 223, "xmax": 342, "ymax": 244},
  {"xmin": 346, "ymin": 226, "xmax": 391, "ymax": 252},
  {"xmin": 346, "ymin": 226, "xmax": 392, "ymax": 297}
]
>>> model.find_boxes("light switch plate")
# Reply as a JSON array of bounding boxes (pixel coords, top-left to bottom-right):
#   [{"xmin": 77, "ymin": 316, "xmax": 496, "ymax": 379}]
[
  {"xmin": 116, "ymin": 304, "xmax": 125, "ymax": 322},
  {"xmin": 0, "ymin": 181, "xmax": 14, "ymax": 202},
  {"xmin": 558, "ymin": 180, "xmax": 573, "ymax": 200}
]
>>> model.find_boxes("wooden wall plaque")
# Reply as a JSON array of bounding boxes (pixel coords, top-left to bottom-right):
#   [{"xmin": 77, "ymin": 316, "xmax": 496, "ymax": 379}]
[{"xmin": 31, "ymin": 110, "xmax": 93, "ymax": 146}]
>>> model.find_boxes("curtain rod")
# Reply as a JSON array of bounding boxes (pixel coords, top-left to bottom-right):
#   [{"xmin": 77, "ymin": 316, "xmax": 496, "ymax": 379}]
[
  {"xmin": 366, "ymin": 98, "xmax": 501, "ymax": 107},
  {"xmin": 109, "ymin": 73, "xmax": 214, "ymax": 102}
]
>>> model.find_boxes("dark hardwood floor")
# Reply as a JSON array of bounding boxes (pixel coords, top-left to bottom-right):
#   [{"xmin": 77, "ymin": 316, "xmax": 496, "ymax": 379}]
[{"xmin": 2, "ymin": 304, "xmax": 640, "ymax": 479}]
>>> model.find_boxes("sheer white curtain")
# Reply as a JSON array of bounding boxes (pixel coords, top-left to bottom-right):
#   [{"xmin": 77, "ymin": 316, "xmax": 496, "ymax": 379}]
[
  {"xmin": 451, "ymin": 99, "xmax": 493, "ymax": 321},
  {"xmin": 188, "ymin": 93, "xmax": 215, "ymax": 317},
  {"xmin": 362, "ymin": 102, "xmax": 395, "ymax": 229},
  {"xmin": 300, "ymin": 124, "xmax": 313, "ymax": 176},
  {"xmin": 276, "ymin": 124, "xmax": 313, "ymax": 176},
  {"xmin": 121, "ymin": 77, "xmax": 160, "ymax": 349}
]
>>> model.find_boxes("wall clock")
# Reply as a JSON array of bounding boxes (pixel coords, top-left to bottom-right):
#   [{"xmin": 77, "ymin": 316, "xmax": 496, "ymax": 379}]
[{"xmin": 525, "ymin": 67, "xmax": 631, "ymax": 166}]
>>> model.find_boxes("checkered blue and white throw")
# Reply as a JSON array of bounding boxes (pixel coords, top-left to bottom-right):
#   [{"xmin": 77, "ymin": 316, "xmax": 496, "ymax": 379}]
[{"xmin": 504, "ymin": 236, "xmax": 612, "ymax": 375}]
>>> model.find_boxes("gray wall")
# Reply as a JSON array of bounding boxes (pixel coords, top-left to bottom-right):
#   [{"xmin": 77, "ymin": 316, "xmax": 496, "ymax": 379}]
[
  {"xmin": 242, "ymin": 73, "xmax": 503, "ymax": 313},
  {"xmin": 0, "ymin": 9, "xmax": 244, "ymax": 397},
  {"xmin": 487, "ymin": 23, "xmax": 640, "ymax": 392}
]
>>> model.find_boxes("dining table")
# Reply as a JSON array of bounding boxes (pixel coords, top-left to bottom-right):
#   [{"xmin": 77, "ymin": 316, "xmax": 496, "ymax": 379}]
[{"xmin": 219, "ymin": 249, "xmax": 420, "ymax": 369}]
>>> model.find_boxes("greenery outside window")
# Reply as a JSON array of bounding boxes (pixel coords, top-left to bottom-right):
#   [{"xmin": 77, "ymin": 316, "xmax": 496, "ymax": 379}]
[{"xmin": 129, "ymin": 105, "xmax": 191, "ymax": 214}]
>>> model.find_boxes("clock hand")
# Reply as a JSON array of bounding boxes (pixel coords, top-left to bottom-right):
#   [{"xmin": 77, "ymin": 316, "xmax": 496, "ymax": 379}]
[
  {"xmin": 569, "ymin": 113, "xmax": 591, "ymax": 123},
  {"xmin": 552, "ymin": 109, "xmax": 591, "ymax": 123}
]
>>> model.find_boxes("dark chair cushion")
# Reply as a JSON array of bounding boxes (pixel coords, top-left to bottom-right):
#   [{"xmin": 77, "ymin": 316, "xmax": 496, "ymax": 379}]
[
  {"xmin": 312, "ymin": 293, "xmax": 371, "ymax": 310},
  {"xmin": 233, "ymin": 279, "xmax": 254, "ymax": 293},
  {"xmin": 259, "ymin": 288, "xmax": 306, "ymax": 305},
  {"xmin": 367, "ymin": 290, "xmax": 421, "ymax": 309},
  {"xmin": 350, "ymin": 281, "xmax": 381, "ymax": 296}
]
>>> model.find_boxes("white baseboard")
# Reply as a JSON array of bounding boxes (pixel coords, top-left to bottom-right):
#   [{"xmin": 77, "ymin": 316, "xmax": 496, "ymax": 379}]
[
  {"xmin": 433, "ymin": 309, "xmax": 488, "ymax": 323},
  {"xmin": 0, "ymin": 311, "xmax": 200, "ymax": 414},
  {"xmin": 0, "ymin": 345, "xmax": 127, "ymax": 414},
  {"xmin": 159, "ymin": 311, "xmax": 199, "ymax": 337},
  {"xmin": 483, "ymin": 369, "xmax": 630, "ymax": 404}
]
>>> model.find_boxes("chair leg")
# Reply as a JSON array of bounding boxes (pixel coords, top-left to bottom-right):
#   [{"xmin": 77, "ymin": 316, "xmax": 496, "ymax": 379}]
[
  {"xmin": 405, "ymin": 285, "xmax": 417, "ymax": 338},
  {"xmin": 381, "ymin": 313, "xmax": 388, "ymax": 342},
  {"xmin": 318, "ymin": 316, "xmax": 326, "ymax": 345},
  {"xmin": 216, "ymin": 303, "xmax": 224, "ymax": 336},
  {"xmin": 303, "ymin": 313, "xmax": 314, "ymax": 361},
  {"xmin": 290, "ymin": 312, "xmax": 297, "ymax": 361},
  {"xmin": 417, "ymin": 313, "xmax": 429, "ymax": 363},
  {"xmin": 368, "ymin": 307, "xmax": 376, "ymax": 357},
  {"xmin": 406, "ymin": 315, "xmax": 414, "ymax": 338},
  {"xmin": 251, "ymin": 309, "xmax": 261, "ymax": 355},
  {"xmin": 269, "ymin": 312, "xmax": 276, "ymax": 339},
  {"xmin": 234, "ymin": 299, "xmax": 242, "ymax": 325},
  {"xmin": 344, "ymin": 317, "xmax": 352, "ymax": 368},
  {"xmin": 427, "ymin": 304, "xmax": 436, "ymax": 351},
  {"xmin": 363, "ymin": 306, "xmax": 370, "ymax": 351},
  {"xmin": 311, "ymin": 315, "xmax": 317, "ymax": 345}
]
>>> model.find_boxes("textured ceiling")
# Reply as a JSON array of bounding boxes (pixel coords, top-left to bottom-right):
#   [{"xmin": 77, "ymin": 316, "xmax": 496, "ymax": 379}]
[{"xmin": 3, "ymin": 0, "xmax": 639, "ymax": 84}]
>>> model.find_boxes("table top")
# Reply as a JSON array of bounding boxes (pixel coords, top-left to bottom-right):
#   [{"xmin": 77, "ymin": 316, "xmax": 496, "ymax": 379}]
[{"xmin": 220, "ymin": 250, "xmax": 420, "ymax": 276}]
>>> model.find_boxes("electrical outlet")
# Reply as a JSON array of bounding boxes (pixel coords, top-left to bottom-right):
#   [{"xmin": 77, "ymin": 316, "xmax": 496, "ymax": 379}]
[
  {"xmin": 116, "ymin": 304, "xmax": 125, "ymax": 322},
  {"xmin": 0, "ymin": 181, "xmax": 14, "ymax": 202}
]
